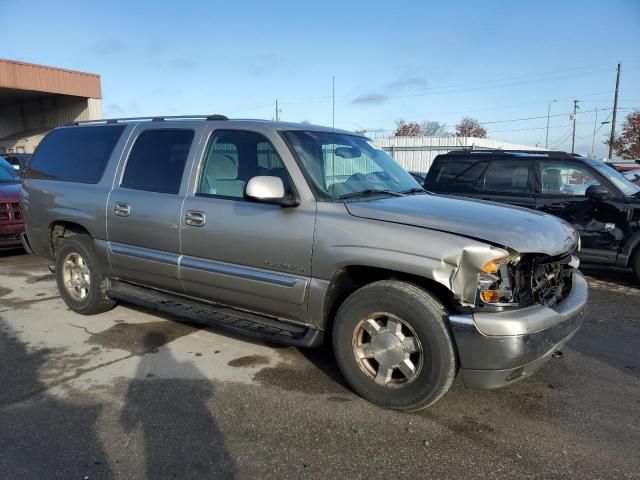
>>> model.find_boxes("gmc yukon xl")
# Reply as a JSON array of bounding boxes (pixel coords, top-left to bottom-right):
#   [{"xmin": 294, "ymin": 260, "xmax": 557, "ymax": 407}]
[{"xmin": 22, "ymin": 116, "xmax": 588, "ymax": 410}]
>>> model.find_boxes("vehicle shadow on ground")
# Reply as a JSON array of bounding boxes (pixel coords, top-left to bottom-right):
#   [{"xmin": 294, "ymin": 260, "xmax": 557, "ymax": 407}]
[
  {"xmin": 119, "ymin": 331, "xmax": 236, "ymax": 478},
  {"xmin": 0, "ymin": 318, "xmax": 112, "ymax": 479},
  {"xmin": 570, "ymin": 264, "xmax": 640, "ymax": 379},
  {"xmin": 580, "ymin": 263, "xmax": 638, "ymax": 289},
  {"xmin": 0, "ymin": 316, "xmax": 237, "ymax": 479}
]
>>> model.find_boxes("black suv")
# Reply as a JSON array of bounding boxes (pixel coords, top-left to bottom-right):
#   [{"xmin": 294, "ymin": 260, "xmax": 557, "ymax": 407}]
[{"xmin": 424, "ymin": 150, "xmax": 640, "ymax": 280}]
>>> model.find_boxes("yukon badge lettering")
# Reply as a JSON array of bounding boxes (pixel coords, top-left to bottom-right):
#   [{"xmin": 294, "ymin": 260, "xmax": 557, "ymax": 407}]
[{"xmin": 264, "ymin": 260, "xmax": 305, "ymax": 273}]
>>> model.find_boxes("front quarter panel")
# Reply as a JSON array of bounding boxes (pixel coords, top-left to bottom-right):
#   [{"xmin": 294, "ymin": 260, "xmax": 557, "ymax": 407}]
[{"xmin": 310, "ymin": 202, "xmax": 508, "ymax": 325}]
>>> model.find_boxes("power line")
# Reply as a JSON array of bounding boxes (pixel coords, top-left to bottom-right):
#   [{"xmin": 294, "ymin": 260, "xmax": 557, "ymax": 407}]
[{"xmin": 279, "ymin": 63, "xmax": 616, "ymax": 105}]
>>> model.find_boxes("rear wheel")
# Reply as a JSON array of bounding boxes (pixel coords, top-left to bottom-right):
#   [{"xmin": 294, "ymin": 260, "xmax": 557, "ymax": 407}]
[
  {"xmin": 55, "ymin": 234, "xmax": 115, "ymax": 315},
  {"xmin": 332, "ymin": 280, "xmax": 457, "ymax": 411}
]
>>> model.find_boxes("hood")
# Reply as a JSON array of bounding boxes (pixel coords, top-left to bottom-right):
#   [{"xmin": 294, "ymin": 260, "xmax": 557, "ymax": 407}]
[
  {"xmin": 345, "ymin": 194, "xmax": 577, "ymax": 257},
  {"xmin": 0, "ymin": 181, "xmax": 21, "ymax": 201}
]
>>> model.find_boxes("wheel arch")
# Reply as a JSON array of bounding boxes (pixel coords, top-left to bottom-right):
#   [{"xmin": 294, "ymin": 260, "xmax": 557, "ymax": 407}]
[
  {"xmin": 49, "ymin": 220, "xmax": 93, "ymax": 257},
  {"xmin": 321, "ymin": 265, "xmax": 457, "ymax": 335}
]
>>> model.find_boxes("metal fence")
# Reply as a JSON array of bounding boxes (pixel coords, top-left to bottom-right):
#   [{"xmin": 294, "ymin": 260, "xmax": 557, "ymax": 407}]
[{"xmin": 372, "ymin": 136, "xmax": 545, "ymax": 172}]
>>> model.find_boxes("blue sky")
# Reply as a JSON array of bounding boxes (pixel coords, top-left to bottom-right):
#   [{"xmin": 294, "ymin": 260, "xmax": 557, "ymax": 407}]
[{"xmin": 2, "ymin": 0, "xmax": 639, "ymax": 157}]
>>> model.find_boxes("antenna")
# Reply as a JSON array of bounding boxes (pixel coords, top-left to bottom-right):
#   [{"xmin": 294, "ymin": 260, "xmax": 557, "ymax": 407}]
[{"xmin": 332, "ymin": 76, "xmax": 335, "ymax": 131}]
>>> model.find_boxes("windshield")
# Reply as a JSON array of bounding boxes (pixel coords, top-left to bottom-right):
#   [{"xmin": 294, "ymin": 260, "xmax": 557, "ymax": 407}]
[
  {"xmin": 283, "ymin": 131, "xmax": 421, "ymax": 199},
  {"xmin": 0, "ymin": 159, "xmax": 19, "ymax": 182},
  {"xmin": 586, "ymin": 159, "xmax": 640, "ymax": 197}
]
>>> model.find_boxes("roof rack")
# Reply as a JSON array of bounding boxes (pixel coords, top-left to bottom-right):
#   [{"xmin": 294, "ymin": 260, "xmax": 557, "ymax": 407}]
[
  {"xmin": 63, "ymin": 114, "xmax": 228, "ymax": 126},
  {"xmin": 443, "ymin": 149, "xmax": 578, "ymax": 158}
]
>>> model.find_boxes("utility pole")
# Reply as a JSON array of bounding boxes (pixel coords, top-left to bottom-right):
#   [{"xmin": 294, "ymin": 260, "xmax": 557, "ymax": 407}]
[
  {"xmin": 571, "ymin": 100, "xmax": 580, "ymax": 154},
  {"xmin": 590, "ymin": 108, "xmax": 598, "ymax": 156},
  {"xmin": 275, "ymin": 98, "xmax": 279, "ymax": 122},
  {"xmin": 545, "ymin": 100, "xmax": 556, "ymax": 148},
  {"xmin": 608, "ymin": 63, "xmax": 621, "ymax": 159}
]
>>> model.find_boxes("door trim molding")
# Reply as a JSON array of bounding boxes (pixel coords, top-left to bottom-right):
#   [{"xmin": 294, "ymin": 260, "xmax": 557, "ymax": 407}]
[
  {"xmin": 180, "ymin": 255, "xmax": 302, "ymax": 288},
  {"xmin": 109, "ymin": 242, "xmax": 179, "ymax": 265}
]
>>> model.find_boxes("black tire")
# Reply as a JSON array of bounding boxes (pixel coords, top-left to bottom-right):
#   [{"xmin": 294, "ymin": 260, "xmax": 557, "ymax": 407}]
[
  {"xmin": 55, "ymin": 234, "xmax": 116, "ymax": 315},
  {"xmin": 332, "ymin": 280, "xmax": 457, "ymax": 411},
  {"xmin": 632, "ymin": 249, "xmax": 640, "ymax": 283}
]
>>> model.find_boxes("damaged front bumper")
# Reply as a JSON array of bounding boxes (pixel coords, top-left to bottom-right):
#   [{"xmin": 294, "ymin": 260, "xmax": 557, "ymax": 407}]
[{"xmin": 449, "ymin": 270, "xmax": 588, "ymax": 389}]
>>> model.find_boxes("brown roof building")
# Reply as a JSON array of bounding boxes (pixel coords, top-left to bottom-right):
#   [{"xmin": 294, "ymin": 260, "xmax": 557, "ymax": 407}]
[{"xmin": 0, "ymin": 59, "xmax": 102, "ymax": 153}]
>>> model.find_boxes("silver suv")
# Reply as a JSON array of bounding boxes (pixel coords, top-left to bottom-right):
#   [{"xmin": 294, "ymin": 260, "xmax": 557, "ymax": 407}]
[{"xmin": 22, "ymin": 116, "xmax": 588, "ymax": 410}]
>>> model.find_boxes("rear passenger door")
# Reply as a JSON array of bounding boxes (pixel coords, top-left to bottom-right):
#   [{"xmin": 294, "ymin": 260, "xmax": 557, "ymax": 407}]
[
  {"xmin": 473, "ymin": 160, "xmax": 536, "ymax": 209},
  {"xmin": 106, "ymin": 125, "xmax": 200, "ymax": 291},
  {"xmin": 179, "ymin": 129, "xmax": 315, "ymax": 324}
]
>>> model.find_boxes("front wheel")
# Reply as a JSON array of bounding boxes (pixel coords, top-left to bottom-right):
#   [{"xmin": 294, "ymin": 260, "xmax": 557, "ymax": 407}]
[
  {"xmin": 332, "ymin": 280, "xmax": 457, "ymax": 411},
  {"xmin": 55, "ymin": 234, "xmax": 116, "ymax": 315}
]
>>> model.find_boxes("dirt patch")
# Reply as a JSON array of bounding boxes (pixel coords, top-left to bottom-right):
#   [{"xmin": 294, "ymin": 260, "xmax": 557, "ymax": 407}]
[
  {"xmin": 87, "ymin": 321, "xmax": 202, "ymax": 355},
  {"xmin": 26, "ymin": 273, "xmax": 55, "ymax": 284},
  {"xmin": 254, "ymin": 364, "xmax": 349, "ymax": 395},
  {"xmin": 228, "ymin": 355, "xmax": 270, "ymax": 368},
  {"xmin": 0, "ymin": 287, "xmax": 12, "ymax": 297},
  {"xmin": 0, "ymin": 295, "xmax": 59, "ymax": 310},
  {"xmin": 446, "ymin": 415, "xmax": 496, "ymax": 435}
]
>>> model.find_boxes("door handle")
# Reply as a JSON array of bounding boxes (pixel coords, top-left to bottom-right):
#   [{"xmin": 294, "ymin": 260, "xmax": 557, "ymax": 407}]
[
  {"xmin": 114, "ymin": 202, "xmax": 131, "ymax": 217},
  {"xmin": 185, "ymin": 210, "xmax": 206, "ymax": 227}
]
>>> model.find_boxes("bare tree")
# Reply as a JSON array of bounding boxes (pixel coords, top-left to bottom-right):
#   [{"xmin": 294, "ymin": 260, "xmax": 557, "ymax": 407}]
[
  {"xmin": 420, "ymin": 120, "xmax": 450, "ymax": 136},
  {"xmin": 394, "ymin": 119, "xmax": 422, "ymax": 136},
  {"xmin": 456, "ymin": 117, "xmax": 487, "ymax": 138}
]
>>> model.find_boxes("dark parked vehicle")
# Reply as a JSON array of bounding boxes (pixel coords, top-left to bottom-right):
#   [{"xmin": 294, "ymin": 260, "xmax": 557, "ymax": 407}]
[
  {"xmin": 22, "ymin": 118, "xmax": 586, "ymax": 410},
  {"xmin": 1, "ymin": 153, "xmax": 32, "ymax": 173},
  {"xmin": 408, "ymin": 171, "xmax": 427, "ymax": 184},
  {"xmin": 625, "ymin": 169, "xmax": 640, "ymax": 186},
  {"xmin": 424, "ymin": 150, "xmax": 640, "ymax": 280},
  {"xmin": 0, "ymin": 158, "xmax": 24, "ymax": 249}
]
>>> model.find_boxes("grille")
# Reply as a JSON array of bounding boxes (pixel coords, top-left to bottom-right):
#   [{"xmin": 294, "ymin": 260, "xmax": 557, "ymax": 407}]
[
  {"xmin": 530, "ymin": 262, "xmax": 570, "ymax": 307},
  {"xmin": 510, "ymin": 253, "xmax": 573, "ymax": 308},
  {"xmin": 11, "ymin": 203, "xmax": 21, "ymax": 220},
  {"xmin": 0, "ymin": 202, "xmax": 22, "ymax": 222}
]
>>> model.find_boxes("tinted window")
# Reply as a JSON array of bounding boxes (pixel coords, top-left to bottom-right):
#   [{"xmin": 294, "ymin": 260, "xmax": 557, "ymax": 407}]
[
  {"xmin": 122, "ymin": 129, "xmax": 194, "ymax": 194},
  {"xmin": 26, "ymin": 125, "xmax": 125, "ymax": 183},
  {"xmin": 198, "ymin": 131, "xmax": 287, "ymax": 199},
  {"xmin": 540, "ymin": 162, "xmax": 600, "ymax": 196},
  {"xmin": 426, "ymin": 159, "xmax": 488, "ymax": 193},
  {"xmin": 480, "ymin": 161, "xmax": 532, "ymax": 194}
]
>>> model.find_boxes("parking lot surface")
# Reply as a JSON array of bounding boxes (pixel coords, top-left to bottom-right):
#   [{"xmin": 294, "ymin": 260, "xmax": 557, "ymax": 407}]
[{"xmin": 0, "ymin": 250, "xmax": 638, "ymax": 479}]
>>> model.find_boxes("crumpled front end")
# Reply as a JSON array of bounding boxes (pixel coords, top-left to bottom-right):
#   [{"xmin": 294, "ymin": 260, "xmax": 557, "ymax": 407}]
[{"xmin": 448, "ymin": 250, "xmax": 588, "ymax": 389}]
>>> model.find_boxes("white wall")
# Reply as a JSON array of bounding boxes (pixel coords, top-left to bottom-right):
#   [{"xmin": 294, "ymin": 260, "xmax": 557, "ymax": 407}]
[{"xmin": 373, "ymin": 136, "xmax": 545, "ymax": 172}]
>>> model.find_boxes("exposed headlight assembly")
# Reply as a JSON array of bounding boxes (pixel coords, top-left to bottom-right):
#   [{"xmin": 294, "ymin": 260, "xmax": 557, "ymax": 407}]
[{"xmin": 477, "ymin": 253, "xmax": 522, "ymax": 306}]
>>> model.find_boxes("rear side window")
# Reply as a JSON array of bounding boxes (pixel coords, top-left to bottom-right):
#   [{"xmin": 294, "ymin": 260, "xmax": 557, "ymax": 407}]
[
  {"xmin": 426, "ymin": 159, "xmax": 488, "ymax": 193},
  {"xmin": 480, "ymin": 161, "xmax": 533, "ymax": 194},
  {"xmin": 27, "ymin": 125, "xmax": 125, "ymax": 183},
  {"xmin": 122, "ymin": 129, "xmax": 194, "ymax": 194}
]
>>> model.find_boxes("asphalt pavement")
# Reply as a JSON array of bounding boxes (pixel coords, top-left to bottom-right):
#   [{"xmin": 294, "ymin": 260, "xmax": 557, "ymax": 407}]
[{"xmin": 0, "ymin": 250, "xmax": 638, "ymax": 479}]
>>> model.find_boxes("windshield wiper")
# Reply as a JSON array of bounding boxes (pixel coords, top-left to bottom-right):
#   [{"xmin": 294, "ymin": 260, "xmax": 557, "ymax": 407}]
[
  {"xmin": 336, "ymin": 189, "xmax": 405, "ymax": 200},
  {"xmin": 400, "ymin": 187, "xmax": 426, "ymax": 195}
]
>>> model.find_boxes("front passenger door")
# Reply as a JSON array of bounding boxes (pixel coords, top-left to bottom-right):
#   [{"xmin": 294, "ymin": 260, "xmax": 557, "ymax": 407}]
[
  {"xmin": 535, "ymin": 161, "xmax": 625, "ymax": 262},
  {"xmin": 180, "ymin": 129, "xmax": 316, "ymax": 323}
]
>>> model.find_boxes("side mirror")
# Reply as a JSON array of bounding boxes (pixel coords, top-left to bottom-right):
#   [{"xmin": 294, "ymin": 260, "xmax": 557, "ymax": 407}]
[
  {"xmin": 245, "ymin": 176, "xmax": 299, "ymax": 207},
  {"xmin": 585, "ymin": 184, "xmax": 611, "ymax": 201}
]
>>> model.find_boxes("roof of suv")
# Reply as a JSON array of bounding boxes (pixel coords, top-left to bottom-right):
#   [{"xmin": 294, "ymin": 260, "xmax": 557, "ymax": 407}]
[
  {"xmin": 435, "ymin": 149, "xmax": 581, "ymax": 161},
  {"xmin": 62, "ymin": 115, "xmax": 355, "ymax": 135}
]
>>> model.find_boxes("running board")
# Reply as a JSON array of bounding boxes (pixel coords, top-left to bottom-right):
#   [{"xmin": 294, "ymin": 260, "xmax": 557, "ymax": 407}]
[{"xmin": 106, "ymin": 281, "xmax": 323, "ymax": 347}]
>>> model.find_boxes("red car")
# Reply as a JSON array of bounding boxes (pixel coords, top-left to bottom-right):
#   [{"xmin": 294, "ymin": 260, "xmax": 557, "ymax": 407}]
[{"xmin": 0, "ymin": 158, "xmax": 24, "ymax": 249}]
